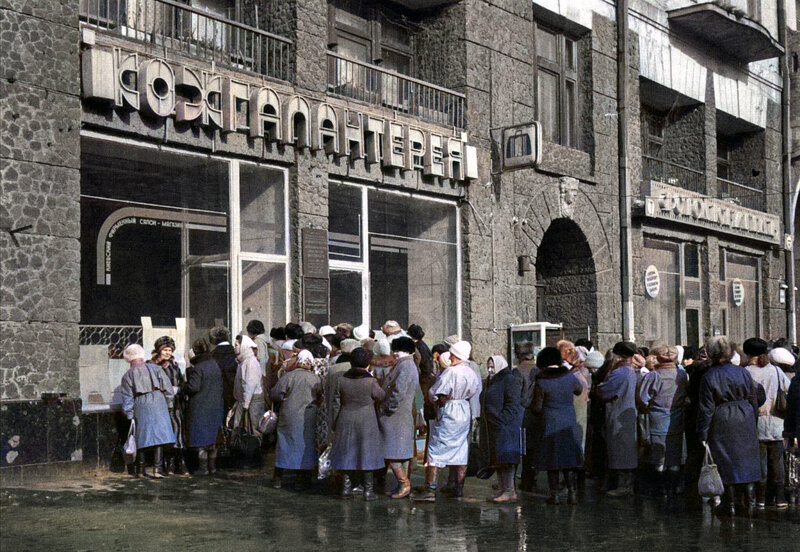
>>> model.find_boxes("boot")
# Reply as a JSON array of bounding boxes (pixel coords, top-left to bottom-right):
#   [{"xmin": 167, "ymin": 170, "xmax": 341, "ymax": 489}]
[
  {"xmin": 134, "ymin": 450, "xmax": 144, "ymax": 478},
  {"xmin": 775, "ymin": 482, "xmax": 788, "ymax": 509},
  {"xmin": 452, "ymin": 466, "xmax": 466, "ymax": 499},
  {"xmin": 363, "ymin": 471, "xmax": 378, "ymax": 501},
  {"xmin": 607, "ymin": 471, "xmax": 633, "ymax": 497},
  {"xmin": 520, "ymin": 462, "xmax": 536, "ymax": 493},
  {"xmin": 746, "ymin": 483, "xmax": 757, "ymax": 517},
  {"xmin": 546, "ymin": 471, "xmax": 561, "ymax": 505},
  {"xmin": 411, "ymin": 483, "xmax": 436, "ymax": 502},
  {"xmin": 175, "ymin": 452, "xmax": 189, "ymax": 476},
  {"xmin": 198, "ymin": 449, "xmax": 210, "ymax": 476},
  {"xmin": 491, "ymin": 467, "xmax": 518, "ymax": 503},
  {"xmin": 207, "ymin": 449, "xmax": 217, "ymax": 476},
  {"xmin": 715, "ymin": 485, "xmax": 736, "ymax": 517},
  {"xmin": 755, "ymin": 483, "xmax": 766, "ymax": 510},
  {"xmin": 389, "ymin": 463, "xmax": 411, "ymax": 499},
  {"xmin": 566, "ymin": 470, "xmax": 578, "ymax": 505},
  {"xmin": 271, "ymin": 467, "xmax": 283, "ymax": 489},
  {"xmin": 152, "ymin": 447, "xmax": 166, "ymax": 479},
  {"xmin": 340, "ymin": 473, "xmax": 353, "ymax": 499}
]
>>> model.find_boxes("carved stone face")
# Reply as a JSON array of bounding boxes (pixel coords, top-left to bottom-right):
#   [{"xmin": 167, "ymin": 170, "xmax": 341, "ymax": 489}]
[{"xmin": 559, "ymin": 177, "xmax": 579, "ymax": 218}]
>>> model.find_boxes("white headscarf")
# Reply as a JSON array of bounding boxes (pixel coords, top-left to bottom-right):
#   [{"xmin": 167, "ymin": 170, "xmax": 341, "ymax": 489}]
[
  {"xmin": 488, "ymin": 355, "xmax": 508, "ymax": 376},
  {"xmin": 297, "ymin": 350, "xmax": 314, "ymax": 364},
  {"xmin": 239, "ymin": 335, "xmax": 257, "ymax": 359}
]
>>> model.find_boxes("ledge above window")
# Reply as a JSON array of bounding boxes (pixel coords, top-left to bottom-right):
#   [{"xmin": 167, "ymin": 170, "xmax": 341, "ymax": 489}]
[{"xmin": 667, "ymin": 2, "xmax": 784, "ymax": 64}]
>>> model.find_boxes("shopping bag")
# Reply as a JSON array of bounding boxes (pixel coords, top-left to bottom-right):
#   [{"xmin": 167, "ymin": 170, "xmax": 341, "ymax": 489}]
[
  {"xmin": 258, "ymin": 410, "xmax": 278, "ymax": 435},
  {"xmin": 123, "ymin": 419, "xmax": 137, "ymax": 464},
  {"xmin": 698, "ymin": 442, "xmax": 724, "ymax": 497},
  {"xmin": 317, "ymin": 445, "xmax": 332, "ymax": 480},
  {"xmin": 230, "ymin": 408, "xmax": 261, "ymax": 458}
]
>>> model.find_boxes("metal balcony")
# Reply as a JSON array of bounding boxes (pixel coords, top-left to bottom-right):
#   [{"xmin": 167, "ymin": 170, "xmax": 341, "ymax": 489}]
[
  {"xmin": 642, "ymin": 155, "xmax": 706, "ymax": 195},
  {"xmin": 327, "ymin": 52, "xmax": 466, "ymax": 129},
  {"xmin": 717, "ymin": 177, "xmax": 766, "ymax": 212},
  {"xmin": 79, "ymin": 0, "xmax": 292, "ymax": 82}
]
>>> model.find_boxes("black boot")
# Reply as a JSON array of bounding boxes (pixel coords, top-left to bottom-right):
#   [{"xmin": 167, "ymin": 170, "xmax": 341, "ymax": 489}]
[
  {"xmin": 607, "ymin": 471, "xmax": 633, "ymax": 497},
  {"xmin": 363, "ymin": 471, "xmax": 378, "ymax": 501},
  {"xmin": 153, "ymin": 447, "xmax": 167, "ymax": 479},
  {"xmin": 341, "ymin": 473, "xmax": 353, "ymax": 499},
  {"xmin": 715, "ymin": 485, "xmax": 736, "ymax": 517},
  {"xmin": 755, "ymin": 483, "xmax": 766, "ymax": 510},
  {"xmin": 134, "ymin": 450, "xmax": 144, "ymax": 478},
  {"xmin": 207, "ymin": 449, "xmax": 217, "ymax": 476},
  {"xmin": 546, "ymin": 471, "xmax": 561, "ymax": 505},
  {"xmin": 566, "ymin": 470, "xmax": 578, "ymax": 505}
]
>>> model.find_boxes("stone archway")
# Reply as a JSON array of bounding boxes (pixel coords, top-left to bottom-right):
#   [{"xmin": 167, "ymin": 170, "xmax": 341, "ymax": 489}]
[{"xmin": 535, "ymin": 217, "xmax": 599, "ymax": 342}]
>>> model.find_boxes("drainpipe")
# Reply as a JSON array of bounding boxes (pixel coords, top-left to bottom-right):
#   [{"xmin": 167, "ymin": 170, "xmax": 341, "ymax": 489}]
[
  {"xmin": 778, "ymin": 0, "xmax": 796, "ymax": 344},
  {"xmin": 618, "ymin": 0, "xmax": 634, "ymax": 341}
]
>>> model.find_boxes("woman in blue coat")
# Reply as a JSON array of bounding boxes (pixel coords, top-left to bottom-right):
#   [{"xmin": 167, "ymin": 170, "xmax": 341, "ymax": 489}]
[
  {"xmin": 697, "ymin": 336, "xmax": 762, "ymax": 516},
  {"xmin": 479, "ymin": 355, "xmax": 524, "ymax": 503},
  {"xmin": 531, "ymin": 347, "xmax": 584, "ymax": 505},
  {"xmin": 184, "ymin": 338, "xmax": 224, "ymax": 475},
  {"xmin": 120, "ymin": 344, "xmax": 175, "ymax": 478}
]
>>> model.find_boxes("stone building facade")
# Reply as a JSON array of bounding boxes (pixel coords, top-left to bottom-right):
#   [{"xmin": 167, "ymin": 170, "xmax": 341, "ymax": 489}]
[{"xmin": 1, "ymin": 0, "xmax": 797, "ymax": 478}]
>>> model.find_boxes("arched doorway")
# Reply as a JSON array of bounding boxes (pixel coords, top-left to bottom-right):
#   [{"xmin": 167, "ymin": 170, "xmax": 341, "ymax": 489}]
[{"xmin": 535, "ymin": 218, "xmax": 598, "ymax": 343}]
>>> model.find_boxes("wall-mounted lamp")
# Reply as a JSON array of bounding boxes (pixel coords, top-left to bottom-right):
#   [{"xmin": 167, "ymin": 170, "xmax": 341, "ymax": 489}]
[{"xmin": 518, "ymin": 255, "xmax": 532, "ymax": 275}]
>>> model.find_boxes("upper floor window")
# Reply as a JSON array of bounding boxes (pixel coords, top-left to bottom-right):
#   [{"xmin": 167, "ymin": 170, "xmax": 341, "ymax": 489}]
[
  {"xmin": 329, "ymin": 0, "xmax": 414, "ymax": 76},
  {"xmin": 535, "ymin": 23, "xmax": 578, "ymax": 148},
  {"xmin": 717, "ymin": 136, "xmax": 733, "ymax": 180}
]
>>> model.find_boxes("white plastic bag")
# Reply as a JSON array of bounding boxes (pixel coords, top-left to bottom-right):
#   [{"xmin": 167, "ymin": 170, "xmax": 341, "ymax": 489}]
[
  {"xmin": 258, "ymin": 410, "xmax": 278, "ymax": 435},
  {"xmin": 123, "ymin": 419, "xmax": 137, "ymax": 463},
  {"xmin": 317, "ymin": 445, "xmax": 332, "ymax": 480}
]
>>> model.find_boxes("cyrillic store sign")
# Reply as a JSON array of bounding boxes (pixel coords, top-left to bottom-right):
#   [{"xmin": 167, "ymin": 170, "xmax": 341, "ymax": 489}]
[
  {"xmin": 643, "ymin": 182, "xmax": 780, "ymax": 245},
  {"xmin": 81, "ymin": 46, "xmax": 478, "ymax": 183}
]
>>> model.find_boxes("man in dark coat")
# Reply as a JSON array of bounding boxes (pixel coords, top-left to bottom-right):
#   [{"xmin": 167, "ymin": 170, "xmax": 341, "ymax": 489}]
[
  {"xmin": 596, "ymin": 341, "xmax": 640, "ymax": 497},
  {"xmin": 210, "ymin": 326, "xmax": 238, "ymax": 413},
  {"xmin": 409, "ymin": 324, "xmax": 434, "ymax": 392},
  {"xmin": 184, "ymin": 338, "xmax": 224, "ymax": 475},
  {"xmin": 517, "ymin": 343, "xmax": 539, "ymax": 492},
  {"xmin": 379, "ymin": 337, "xmax": 420, "ymax": 499}
]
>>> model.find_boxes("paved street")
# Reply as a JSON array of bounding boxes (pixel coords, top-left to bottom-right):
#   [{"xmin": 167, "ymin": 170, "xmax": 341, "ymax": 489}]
[{"xmin": 2, "ymin": 467, "xmax": 799, "ymax": 552}]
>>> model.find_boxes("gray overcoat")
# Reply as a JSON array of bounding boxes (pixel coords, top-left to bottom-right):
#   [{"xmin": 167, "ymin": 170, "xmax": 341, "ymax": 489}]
[
  {"xmin": 596, "ymin": 364, "xmax": 639, "ymax": 470},
  {"xmin": 330, "ymin": 368, "xmax": 386, "ymax": 471},
  {"xmin": 271, "ymin": 368, "xmax": 322, "ymax": 470},
  {"xmin": 379, "ymin": 355, "xmax": 419, "ymax": 460}
]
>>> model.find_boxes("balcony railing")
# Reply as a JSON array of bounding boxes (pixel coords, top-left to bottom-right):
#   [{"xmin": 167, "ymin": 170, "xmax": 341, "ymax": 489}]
[
  {"xmin": 327, "ymin": 52, "xmax": 466, "ymax": 129},
  {"xmin": 717, "ymin": 177, "xmax": 766, "ymax": 212},
  {"xmin": 642, "ymin": 155, "xmax": 706, "ymax": 195},
  {"xmin": 79, "ymin": 0, "xmax": 292, "ymax": 81}
]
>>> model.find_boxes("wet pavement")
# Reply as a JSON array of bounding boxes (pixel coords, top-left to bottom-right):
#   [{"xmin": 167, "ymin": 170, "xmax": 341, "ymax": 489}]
[{"xmin": 2, "ymin": 467, "xmax": 799, "ymax": 552}]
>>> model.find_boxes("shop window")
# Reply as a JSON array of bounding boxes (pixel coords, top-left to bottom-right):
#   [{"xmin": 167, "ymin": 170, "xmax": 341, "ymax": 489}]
[
  {"xmin": 724, "ymin": 251, "xmax": 760, "ymax": 343},
  {"xmin": 642, "ymin": 238, "xmax": 681, "ymax": 346},
  {"xmin": 535, "ymin": 23, "xmax": 578, "ymax": 148},
  {"xmin": 327, "ymin": 182, "xmax": 460, "ymax": 343},
  {"xmin": 80, "ymin": 138, "xmax": 289, "ymax": 352}
]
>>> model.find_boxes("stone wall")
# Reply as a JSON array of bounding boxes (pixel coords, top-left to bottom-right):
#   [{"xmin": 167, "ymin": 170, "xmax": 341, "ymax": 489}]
[{"xmin": 1, "ymin": 0, "xmax": 81, "ymax": 400}]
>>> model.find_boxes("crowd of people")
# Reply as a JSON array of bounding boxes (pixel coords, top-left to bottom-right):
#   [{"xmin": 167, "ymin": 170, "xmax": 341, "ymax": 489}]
[{"xmin": 118, "ymin": 320, "xmax": 800, "ymax": 516}]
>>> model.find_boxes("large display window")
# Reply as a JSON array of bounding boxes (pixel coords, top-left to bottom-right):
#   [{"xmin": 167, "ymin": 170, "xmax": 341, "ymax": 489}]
[
  {"xmin": 327, "ymin": 181, "xmax": 460, "ymax": 343},
  {"xmin": 721, "ymin": 250, "xmax": 760, "ymax": 344}
]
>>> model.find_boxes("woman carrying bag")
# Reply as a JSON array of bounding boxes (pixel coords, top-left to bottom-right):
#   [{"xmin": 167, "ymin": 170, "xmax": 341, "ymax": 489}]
[{"xmin": 119, "ymin": 344, "xmax": 175, "ymax": 478}]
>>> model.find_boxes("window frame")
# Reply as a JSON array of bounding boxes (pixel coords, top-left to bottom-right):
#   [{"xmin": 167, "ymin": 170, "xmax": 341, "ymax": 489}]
[{"xmin": 534, "ymin": 22, "xmax": 579, "ymax": 148}]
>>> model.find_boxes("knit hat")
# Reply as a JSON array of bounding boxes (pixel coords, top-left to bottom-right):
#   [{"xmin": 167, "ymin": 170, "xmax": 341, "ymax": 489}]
[
  {"xmin": 743, "ymin": 337, "xmax": 768, "ymax": 356},
  {"xmin": 381, "ymin": 320, "xmax": 402, "ymax": 336},
  {"xmin": 536, "ymin": 347, "xmax": 562, "ymax": 369},
  {"xmin": 585, "ymin": 350, "xmax": 605, "ymax": 370},
  {"xmin": 444, "ymin": 334, "xmax": 460, "ymax": 346},
  {"xmin": 373, "ymin": 338, "xmax": 391, "ymax": 356},
  {"xmin": 612, "ymin": 341, "xmax": 638, "ymax": 358},
  {"xmin": 353, "ymin": 324, "xmax": 370, "ymax": 341},
  {"xmin": 123, "ymin": 344, "xmax": 147, "ymax": 362},
  {"xmin": 350, "ymin": 347, "xmax": 374, "ymax": 368},
  {"xmin": 340, "ymin": 339, "xmax": 360, "ymax": 354},
  {"xmin": 769, "ymin": 347, "xmax": 795, "ymax": 366},
  {"xmin": 450, "ymin": 340, "xmax": 472, "ymax": 361},
  {"xmin": 319, "ymin": 325, "xmax": 336, "ymax": 337}
]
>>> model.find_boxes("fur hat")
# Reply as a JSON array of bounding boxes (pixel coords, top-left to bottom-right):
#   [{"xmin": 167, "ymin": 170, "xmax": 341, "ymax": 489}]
[
  {"xmin": 246, "ymin": 320, "xmax": 265, "ymax": 336},
  {"xmin": 743, "ymin": 337, "xmax": 768, "ymax": 357},
  {"xmin": 350, "ymin": 347, "xmax": 374, "ymax": 368},
  {"xmin": 153, "ymin": 335, "xmax": 176, "ymax": 354},
  {"xmin": 340, "ymin": 338, "xmax": 360, "ymax": 354},
  {"xmin": 450, "ymin": 340, "xmax": 472, "ymax": 361},
  {"xmin": 536, "ymin": 347, "xmax": 562, "ymax": 369},
  {"xmin": 382, "ymin": 320, "xmax": 402, "ymax": 336},
  {"xmin": 612, "ymin": 341, "xmax": 638, "ymax": 358},
  {"xmin": 123, "ymin": 344, "xmax": 147, "ymax": 362},
  {"xmin": 391, "ymin": 336, "xmax": 416, "ymax": 355}
]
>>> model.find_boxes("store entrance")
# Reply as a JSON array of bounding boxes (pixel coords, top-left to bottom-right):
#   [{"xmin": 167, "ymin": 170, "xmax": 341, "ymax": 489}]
[{"xmin": 535, "ymin": 218, "xmax": 599, "ymax": 343}]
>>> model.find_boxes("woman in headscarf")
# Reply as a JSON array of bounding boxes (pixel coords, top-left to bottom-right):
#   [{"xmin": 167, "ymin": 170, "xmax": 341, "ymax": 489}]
[
  {"xmin": 330, "ymin": 348, "xmax": 386, "ymax": 500},
  {"xmin": 120, "ymin": 344, "xmax": 175, "ymax": 478},
  {"xmin": 151, "ymin": 336, "xmax": 187, "ymax": 475},
  {"xmin": 270, "ymin": 348, "xmax": 322, "ymax": 490},
  {"xmin": 637, "ymin": 344, "xmax": 689, "ymax": 497},
  {"xmin": 479, "ymin": 355, "xmax": 524, "ymax": 502},
  {"xmin": 531, "ymin": 347, "xmax": 584, "ymax": 505},
  {"xmin": 234, "ymin": 334, "xmax": 266, "ymax": 450},
  {"xmin": 184, "ymin": 337, "xmax": 224, "ymax": 475},
  {"xmin": 413, "ymin": 341, "xmax": 482, "ymax": 501},
  {"xmin": 696, "ymin": 336, "xmax": 762, "ymax": 516}
]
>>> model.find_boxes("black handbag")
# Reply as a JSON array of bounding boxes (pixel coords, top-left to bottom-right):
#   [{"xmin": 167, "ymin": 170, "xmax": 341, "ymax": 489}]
[
  {"xmin": 774, "ymin": 366, "xmax": 788, "ymax": 419},
  {"xmin": 230, "ymin": 409, "xmax": 261, "ymax": 458}
]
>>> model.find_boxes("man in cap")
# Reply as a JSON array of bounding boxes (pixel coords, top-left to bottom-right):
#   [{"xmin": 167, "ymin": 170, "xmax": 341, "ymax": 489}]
[
  {"xmin": 414, "ymin": 341, "xmax": 482, "ymax": 501},
  {"xmin": 595, "ymin": 341, "xmax": 640, "ymax": 496}
]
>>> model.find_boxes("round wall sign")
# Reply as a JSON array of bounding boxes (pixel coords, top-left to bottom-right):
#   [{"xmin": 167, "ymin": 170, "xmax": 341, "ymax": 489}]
[
  {"xmin": 731, "ymin": 279, "xmax": 745, "ymax": 307},
  {"xmin": 645, "ymin": 265, "xmax": 660, "ymax": 298}
]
